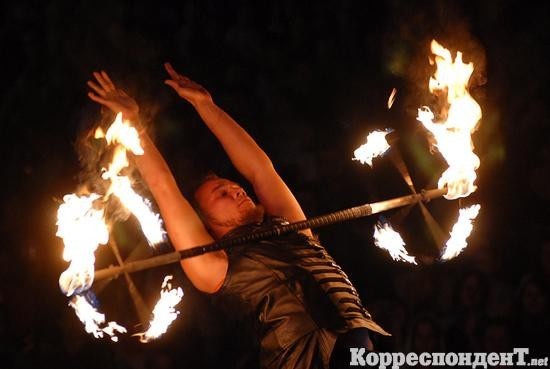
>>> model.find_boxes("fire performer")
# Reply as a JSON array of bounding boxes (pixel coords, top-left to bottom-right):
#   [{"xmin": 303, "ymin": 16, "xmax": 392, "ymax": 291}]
[{"xmin": 87, "ymin": 64, "xmax": 389, "ymax": 369}]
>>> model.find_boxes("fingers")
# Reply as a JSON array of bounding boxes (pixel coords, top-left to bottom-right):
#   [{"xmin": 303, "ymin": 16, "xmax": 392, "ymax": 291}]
[
  {"xmin": 164, "ymin": 80, "xmax": 179, "ymax": 90},
  {"xmin": 164, "ymin": 62, "xmax": 192, "ymax": 84},
  {"xmin": 88, "ymin": 70, "xmax": 120, "ymax": 97},
  {"xmin": 100, "ymin": 71, "xmax": 115, "ymax": 89},
  {"xmin": 87, "ymin": 91, "xmax": 108, "ymax": 105},
  {"xmin": 164, "ymin": 62, "xmax": 179, "ymax": 80},
  {"xmin": 87, "ymin": 80, "xmax": 106, "ymax": 96},
  {"xmin": 88, "ymin": 92, "xmax": 119, "ymax": 114},
  {"xmin": 93, "ymin": 71, "xmax": 114, "ymax": 92}
]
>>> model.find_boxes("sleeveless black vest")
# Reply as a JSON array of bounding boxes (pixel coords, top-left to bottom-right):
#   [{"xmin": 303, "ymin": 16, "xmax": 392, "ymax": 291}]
[{"xmin": 211, "ymin": 216, "xmax": 389, "ymax": 366}]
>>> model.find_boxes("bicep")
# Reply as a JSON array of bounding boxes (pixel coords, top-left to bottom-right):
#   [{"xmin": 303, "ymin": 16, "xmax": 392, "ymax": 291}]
[
  {"xmin": 154, "ymin": 183, "xmax": 228, "ymax": 293},
  {"xmin": 252, "ymin": 166, "xmax": 313, "ymax": 237}
]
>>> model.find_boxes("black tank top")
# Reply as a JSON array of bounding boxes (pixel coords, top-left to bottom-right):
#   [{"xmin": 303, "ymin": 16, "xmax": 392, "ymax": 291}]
[{"xmin": 210, "ymin": 216, "xmax": 389, "ymax": 366}]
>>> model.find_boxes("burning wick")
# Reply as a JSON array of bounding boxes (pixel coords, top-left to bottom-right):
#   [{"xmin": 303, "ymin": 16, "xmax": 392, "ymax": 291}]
[
  {"xmin": 69, "ymin": 293, "xmax": 127, "ymax": 342},
  {"xmin": 105, "ymin": 112, "xmax": 143, "ymax": 155},
  {"xmin": 57, "ymin": 193, "xmax": 109, "ymax": 296},
  {"xmin": 440, "ymin": 204, "xmax": 480, "ymax": 260},
  {"xmin": 373, "ymin": 220, "xmax": 416, "ymax": 264},
  {"xmin": 387, "ymin": 88, "xmax": 397, "ymax": 109},
  {"xmin": 416, "ymin": 40, "xmax": 482, "ymax": 200},
  {"xmin": 353, "ymin": 129, "xmax": 392, "ymax": 167},
  {"xmin": 101, "ymin": 113, "xmax": 166, "ymax": 246},
  {"xmin": 135, "ymin": 275, "xmax": 184, "ymax": 343}
]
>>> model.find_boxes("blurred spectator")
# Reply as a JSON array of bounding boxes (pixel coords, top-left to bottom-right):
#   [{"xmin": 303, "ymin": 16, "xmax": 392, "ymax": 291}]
[
  {"xmin": 369, "ymin": 299, "xmax": 408, "ymax": 352},
  {"xmin": 480, "ymin": 319, "xmax": 513, "ymax": 352},
  {"xmin": 404, "ymin": 312, "xmax": 445, "ymax": 353},
  {"xmin": 393, "ymin": 268, "xmax": 438, "ymax": 315},
  {"xmin": 513, "ymin": 273, "xmax": 550, "ymax": 355},
  {"xmin": 445, "ymin": 269, "xmax": 489, "ymax": 350},
  {"xmin": 534, "ymin": 237, "xmax": 550, "ymax": 289}
]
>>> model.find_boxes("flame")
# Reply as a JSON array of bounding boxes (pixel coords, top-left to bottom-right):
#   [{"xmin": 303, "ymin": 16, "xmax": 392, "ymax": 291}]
[
  {"xmin": 105, "ymin": 113, "xmax": 143, "ymax": 155},
  {"xmin": 106, "ymin": 175, "xmax": 166, "ymax": 245},
  {"xmin": 440, "ymin": 204, "xmax": 480, "ymax": 260},
  {"xmin": 69, "ymin": 294, "xmax": 127, "ymax": 342},
  {"xmin": 416, "ymin": 40, "xmax": 482, "ymax": 199},
  {"xmin": 135, "ymin": 275, "xmax": 183, "ymax": 343},
  {"xmin": 101, "ymin": 115, "xmax": 166, "ymax": 246},
  {"xmin": 94, "ymin": 127, "xmax": 105, "ymax": 139},
  {"xmin": 373, "ymin": 221, "xmax": 417, "ymax": 264},
  {"xmin": 354, "ymin": 130, "xmax": 392, "ymax": 167},
  {"xmin": 387, "ymin": 88, "xmax": 397, "ymax": 109},
  {"xmin": 56, "ymin": 193, "xmax": 109, "ymax": 296},
  {"xmin": 58, "ymin": 113, "xmax": 168, "ymax": 339}
]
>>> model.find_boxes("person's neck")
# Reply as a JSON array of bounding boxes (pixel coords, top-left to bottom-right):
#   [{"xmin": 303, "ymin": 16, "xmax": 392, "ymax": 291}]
[
  {"xmin": 210, "ymin": 211, "xmax": 266, "ymax": 239},
  {"xmin": 211, "ymin": 224, "xmax": 238, "ymax": 240}
]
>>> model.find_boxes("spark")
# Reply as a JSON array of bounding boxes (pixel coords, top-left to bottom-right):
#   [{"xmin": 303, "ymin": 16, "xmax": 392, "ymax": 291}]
[{"xmin": 387, "ymin": 88, "xmax": 397, "ymax": 109}]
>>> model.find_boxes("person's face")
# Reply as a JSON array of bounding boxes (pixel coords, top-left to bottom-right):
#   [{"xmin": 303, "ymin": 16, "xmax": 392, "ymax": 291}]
[
  {"xmin": 521, "ymin": 281, "xmax": 546, "ymax": 315},
  {"xmin": 460, "ymin": 274, "xmax": 481, "ymax": 308},
  {"xmin": 412, "ymin": 321, "xmax": 437, "ymax": 352},
  {"xmin": 194, "ymin": 178, "xmax": 262, "ymax": 231}
]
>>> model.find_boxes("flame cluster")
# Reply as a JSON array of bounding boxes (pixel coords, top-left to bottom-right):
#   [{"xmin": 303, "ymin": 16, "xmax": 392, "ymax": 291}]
[
  {"xmin": 56, "ymin": 113, "xmax": 177, "ymax": 342},
  {"xmin": 355, "ymin": 40, "xmax": 482, "ymax": 262},
  {"xmin": 57, "ymin": 113, "xmax": 166, "ymax": 296},
  {"xmin": 69, "ymin": 294, "xmax": 127, "ymax": 342},
  {"xmin": 135, "ymin": 275, "xmax": 184, "ymax": 343}
]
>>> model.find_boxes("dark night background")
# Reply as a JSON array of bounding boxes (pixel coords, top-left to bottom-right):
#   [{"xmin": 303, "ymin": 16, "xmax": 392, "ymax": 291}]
[{"xmin": 1, "ymin": 0, "xmax": 549, "ymax": 368}]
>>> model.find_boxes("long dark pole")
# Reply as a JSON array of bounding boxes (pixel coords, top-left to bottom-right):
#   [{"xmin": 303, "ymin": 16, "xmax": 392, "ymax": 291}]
[{"xmin": 94, "ymin": 187, "xmax": 447, "ymax": 281}]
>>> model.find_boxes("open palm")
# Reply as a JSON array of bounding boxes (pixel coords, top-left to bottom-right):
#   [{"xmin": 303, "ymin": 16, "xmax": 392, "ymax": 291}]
[
  {"xmin": 87, "ymin": 71, "xmax": 139, "ymax": 122},
  {"xmin": 164, "ymin": 62, "xmax": 212, "ymax": 106}
]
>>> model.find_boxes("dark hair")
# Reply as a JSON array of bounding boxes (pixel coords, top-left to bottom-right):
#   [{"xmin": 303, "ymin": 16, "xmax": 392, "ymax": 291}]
[
  {"xmin": 192, "ymin": 172, "xmax": 220, "ymax": 195},
  {"xmin": 189, "ymin": 172, "xmax": 221, "ymax": 229}
]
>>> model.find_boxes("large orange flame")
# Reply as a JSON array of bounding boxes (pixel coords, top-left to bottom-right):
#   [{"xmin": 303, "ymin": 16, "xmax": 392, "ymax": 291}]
[
  {"xmin": 101, "ymin": 113, "xmax": 166, "ymax": 246},
  {"xmin": 57, "ymin": 193, "xmax": 109, "ymax": 296},
  {"xmin": 417, "ymin": 40, "xmax": 481, "ymax": 200}
]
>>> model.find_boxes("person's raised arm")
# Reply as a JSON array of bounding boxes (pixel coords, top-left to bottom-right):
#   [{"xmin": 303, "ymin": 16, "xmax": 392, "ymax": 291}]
[
  {"xmin": 164, "ymin": 63, "xmax": 312, "ymax": 237},
  {"xmin": 87, "ymin": 71, "xmax": 227, "ymax": 293}
]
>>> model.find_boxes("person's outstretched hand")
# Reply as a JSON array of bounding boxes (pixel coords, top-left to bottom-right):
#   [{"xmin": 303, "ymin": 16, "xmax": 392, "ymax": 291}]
[
  {"xmin": 87, "ymin": 71, "xmax": 140, "ymax": 122},
  {"xmin": 164, "ymin": 62, "xmax": 213, "ymax": 107}
]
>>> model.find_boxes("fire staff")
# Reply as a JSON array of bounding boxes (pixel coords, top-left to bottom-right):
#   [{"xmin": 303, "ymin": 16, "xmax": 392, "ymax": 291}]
[{"xmin": 87, "ymin": 64, "xmax": 389, "ymax": 369}]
